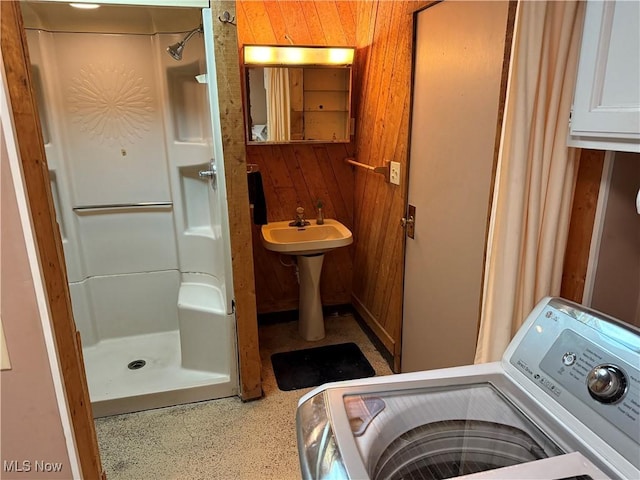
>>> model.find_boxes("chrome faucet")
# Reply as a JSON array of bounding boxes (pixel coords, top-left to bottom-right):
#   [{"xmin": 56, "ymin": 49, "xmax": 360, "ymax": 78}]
[{"xmin": 289, "ymin": 206, "xmax": 310, "ymax": 227}]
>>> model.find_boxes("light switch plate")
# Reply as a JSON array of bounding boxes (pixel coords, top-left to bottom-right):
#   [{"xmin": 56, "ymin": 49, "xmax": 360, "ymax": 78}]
[{"xmin": 390, "ymin": 161, "xmax": 401, "ymax": 185}]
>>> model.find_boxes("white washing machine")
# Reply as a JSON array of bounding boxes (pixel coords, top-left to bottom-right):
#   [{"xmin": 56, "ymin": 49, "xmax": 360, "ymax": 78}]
[{"xmin": 296, "ymin": 297, "xmax": 640, "ymax": 479}]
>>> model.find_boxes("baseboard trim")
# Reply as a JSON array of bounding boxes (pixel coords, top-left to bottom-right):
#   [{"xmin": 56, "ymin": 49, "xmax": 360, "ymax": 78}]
[
  {"xmin": 257, "ymin": 304, "xmax": 353, "ymax": 326},
  {"xmin": 351, "ymin": 295, "xmax": 396, "ymax": 369},
  {"xmin": 351, "ymin": 307, "xmax": 395, "ymax": 371},
  {"xmin": 351, "ymin": 295, "xmax": 395, "ymax": 352}
]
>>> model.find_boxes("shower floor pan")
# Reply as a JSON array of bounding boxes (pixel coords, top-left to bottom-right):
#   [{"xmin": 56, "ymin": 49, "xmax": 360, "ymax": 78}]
[{"xmin": 83, "ymin": 330, "xmax": 233, "ymax": 417}]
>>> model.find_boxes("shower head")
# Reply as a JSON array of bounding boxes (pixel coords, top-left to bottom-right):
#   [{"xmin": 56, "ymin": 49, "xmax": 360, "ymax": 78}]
[
  {"xmin": 167, "ymin": 41, "xmax": 185, "ymax": 61},
  {"xmin": 167, "ymin": 25, "xmax": 203, "ymax": 61}
]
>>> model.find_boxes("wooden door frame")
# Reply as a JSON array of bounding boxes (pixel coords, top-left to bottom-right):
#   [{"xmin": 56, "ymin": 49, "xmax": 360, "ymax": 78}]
[{"xmin": 209, "ymin": 0, "xmax": 262, "ymax": 400}]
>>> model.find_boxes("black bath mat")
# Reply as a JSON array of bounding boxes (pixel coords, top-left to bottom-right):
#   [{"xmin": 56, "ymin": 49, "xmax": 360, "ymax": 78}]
[{"xmin": 271, "ymin": 342, "xmax": 375, "ymax": 391}]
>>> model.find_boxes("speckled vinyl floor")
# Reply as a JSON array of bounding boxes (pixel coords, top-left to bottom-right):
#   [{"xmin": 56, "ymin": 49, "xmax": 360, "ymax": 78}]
[{"xmin": 95, "ymin": 313, "xmax": 393, "ymax": 480}]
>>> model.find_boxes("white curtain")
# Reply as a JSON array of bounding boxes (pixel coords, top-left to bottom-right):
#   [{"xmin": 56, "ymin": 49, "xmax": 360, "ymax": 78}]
[
  {"xmin": 474, "ymin": 1, "xmax": 585, "ymax": 363},
  {"xmin": 264, "ymin": 67, "xmax": 290, "ymax": 142}
]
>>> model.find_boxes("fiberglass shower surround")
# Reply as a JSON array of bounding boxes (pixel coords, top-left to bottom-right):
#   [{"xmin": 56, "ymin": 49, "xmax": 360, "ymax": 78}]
[{"xmin": 25, "ymin": 24, "xmax": 237, "ymax": 417}]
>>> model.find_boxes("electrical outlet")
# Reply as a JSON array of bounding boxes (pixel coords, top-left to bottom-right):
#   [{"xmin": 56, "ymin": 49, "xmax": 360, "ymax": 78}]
[{"xmin": 390, "ymin": 161, "xmax": 401, "ymax": 186}]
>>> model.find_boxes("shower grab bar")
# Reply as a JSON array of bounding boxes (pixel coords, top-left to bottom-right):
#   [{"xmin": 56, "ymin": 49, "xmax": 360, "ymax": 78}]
[{"xmin": 73, "ymin": 202, "xmax": 173, "ymax": 212}]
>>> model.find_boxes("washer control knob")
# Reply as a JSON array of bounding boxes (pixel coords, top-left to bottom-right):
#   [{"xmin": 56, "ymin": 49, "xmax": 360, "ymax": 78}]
[
  {"xmin": 562, "ymin": 352, "xmax": 577, "ymax": 366},
  {"xmin": 587, "ymin": 364, "xmax": 627, "ymax": 404}
]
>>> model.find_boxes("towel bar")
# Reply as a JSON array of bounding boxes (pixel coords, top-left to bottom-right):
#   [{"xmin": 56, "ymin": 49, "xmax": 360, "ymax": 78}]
[
  {"xmin": 345, "ymin": 158, "xmax": 390, "ymax": 181},
  {"xmin": 73, "ymin": 202, "xmax": 173, "ymax": 212}
]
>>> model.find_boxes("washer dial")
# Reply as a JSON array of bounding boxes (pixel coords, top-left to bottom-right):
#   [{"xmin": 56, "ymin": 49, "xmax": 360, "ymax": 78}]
[{"xmin": 586, "ymin": 364, "xmax": 627, "ymax": 404}]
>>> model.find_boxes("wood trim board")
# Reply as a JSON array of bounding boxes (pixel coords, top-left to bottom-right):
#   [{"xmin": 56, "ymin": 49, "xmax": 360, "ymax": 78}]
[
  {"xmin": 561, "ymin": 149, "xmax": 607, "ymax": 303},
  {"xmin": 210, "ymin": 1, "xmax": 262, "ymax": 401}
]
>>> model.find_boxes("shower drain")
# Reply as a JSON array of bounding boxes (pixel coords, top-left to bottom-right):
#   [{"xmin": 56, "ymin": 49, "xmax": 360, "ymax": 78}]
[{"xmin": 127, "ymin": 359, "xmax": 146, "ymax": 370}]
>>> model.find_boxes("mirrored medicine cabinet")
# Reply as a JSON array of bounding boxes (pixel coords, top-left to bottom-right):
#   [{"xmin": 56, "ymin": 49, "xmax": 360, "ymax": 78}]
[{"xmin": 243, "ymin": 45, "xmax": 355, "ymax": 145}]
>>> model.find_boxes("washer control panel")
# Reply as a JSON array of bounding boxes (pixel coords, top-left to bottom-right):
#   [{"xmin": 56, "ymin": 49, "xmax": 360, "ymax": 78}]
[
  {"xmin": 506, "ymin": 298, "xmax": 640, "ymax": 468},
  {"xmin": 537, "ymin": 329, "xmax": 638, "ymax": 442}
]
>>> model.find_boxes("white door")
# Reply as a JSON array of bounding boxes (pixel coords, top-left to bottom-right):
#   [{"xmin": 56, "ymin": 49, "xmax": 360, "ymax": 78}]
[{"xmin": 401, "ymin": 1, "xmax": 510, "ymax": 372}]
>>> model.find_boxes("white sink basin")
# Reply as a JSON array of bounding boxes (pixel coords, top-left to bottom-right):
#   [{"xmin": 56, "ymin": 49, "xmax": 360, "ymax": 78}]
[{"xmin": 261, "ymin": 219, "xmax": 353, "ymax": 256}]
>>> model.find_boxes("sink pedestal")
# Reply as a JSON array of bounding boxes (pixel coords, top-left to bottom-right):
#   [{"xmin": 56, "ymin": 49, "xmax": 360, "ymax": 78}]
[
  {"xmin": 297, "ymin": 254, "xmax": 325, "ymax": 341},
  {"xmin": 260, "ymin": 218, "xmax": 353, "ymax": 341}
]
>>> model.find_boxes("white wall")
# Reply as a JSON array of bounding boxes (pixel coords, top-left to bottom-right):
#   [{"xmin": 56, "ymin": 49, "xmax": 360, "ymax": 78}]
[{"xmin": 1, "ymin": 69, "xmax": 79, "ymax": 480}]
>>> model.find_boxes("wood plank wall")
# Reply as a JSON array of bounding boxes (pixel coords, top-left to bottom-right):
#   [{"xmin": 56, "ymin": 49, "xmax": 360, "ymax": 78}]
[
  {"xmin": 236, "ymin": 1, "xmax": 357, "ymax": 313},
  {"xmin": 561, "ymin": 149, "xmax": 606, "ymax": 303},
  {"xmin": 351, "ymin": 1, "xmax": 432, "ymax": 369}
]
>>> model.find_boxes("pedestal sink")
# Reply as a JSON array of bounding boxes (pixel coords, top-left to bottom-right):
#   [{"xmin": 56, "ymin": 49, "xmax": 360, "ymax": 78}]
[{"xmin": 261, "ymin": 219, "xmax": 353, "ymax": 341}]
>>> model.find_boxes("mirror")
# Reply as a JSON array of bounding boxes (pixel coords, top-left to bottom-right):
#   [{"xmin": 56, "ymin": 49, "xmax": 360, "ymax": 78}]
[{"xmin": 243, "ymin": 46, "xmax": 354, "ymax": 144}]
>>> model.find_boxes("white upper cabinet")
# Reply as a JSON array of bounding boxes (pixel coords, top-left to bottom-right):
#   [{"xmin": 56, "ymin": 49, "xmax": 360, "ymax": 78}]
[{"xmin": 569, "ymin": 1, "xmax": 640, "ymax": 153}]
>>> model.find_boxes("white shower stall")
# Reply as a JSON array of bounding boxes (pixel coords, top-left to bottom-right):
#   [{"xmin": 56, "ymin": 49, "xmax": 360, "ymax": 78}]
[{"xmin": 23, "ymin": 2, "xmax": 237, "ymax": 417}]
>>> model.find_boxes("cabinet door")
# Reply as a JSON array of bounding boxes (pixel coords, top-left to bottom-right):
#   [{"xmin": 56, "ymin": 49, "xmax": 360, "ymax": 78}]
[{"xmin": 569, "ymin": 1, "xmax": 640, "ymax": 153}]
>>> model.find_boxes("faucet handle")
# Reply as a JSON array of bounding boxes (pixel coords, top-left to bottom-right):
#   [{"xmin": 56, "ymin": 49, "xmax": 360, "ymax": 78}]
[{"xmin": 289, "ymin": 206, "xmax": 309, "ymax": 227}]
